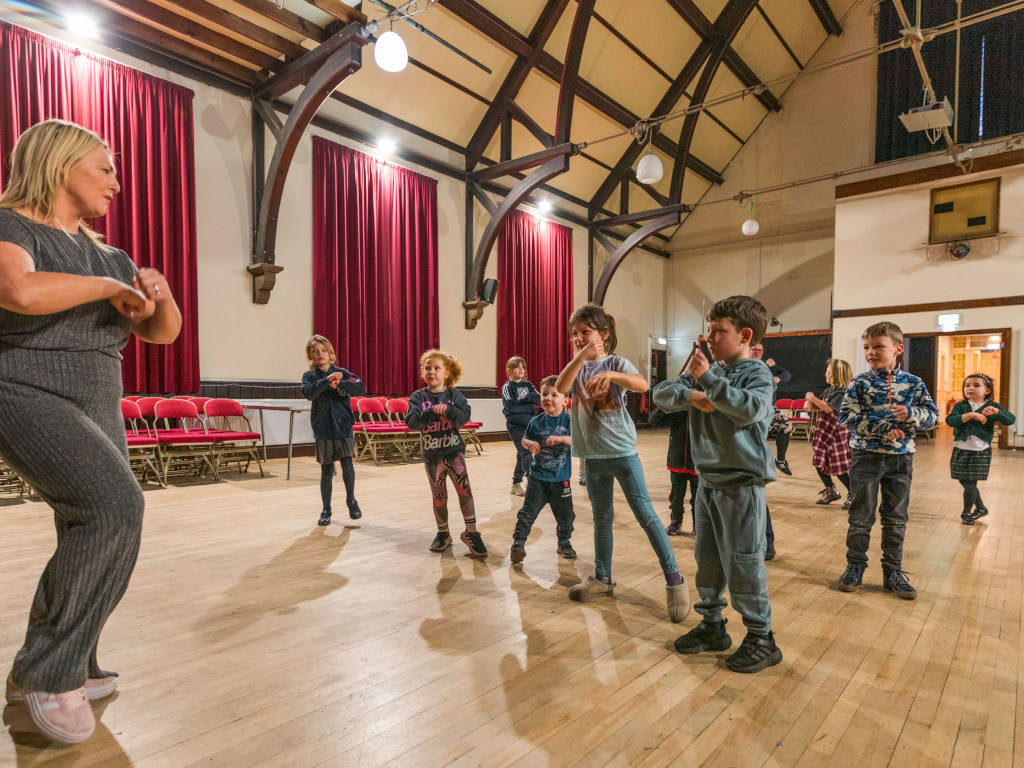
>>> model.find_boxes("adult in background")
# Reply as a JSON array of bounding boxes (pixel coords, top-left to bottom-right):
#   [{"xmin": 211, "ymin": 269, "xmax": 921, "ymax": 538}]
[
  {"xmin": 0, "ymin": 119, "xmax": 182, "ymax": 744},
  {"xmin": 750, "ymin": 342, "xmax": 793, "ymax": 476}
]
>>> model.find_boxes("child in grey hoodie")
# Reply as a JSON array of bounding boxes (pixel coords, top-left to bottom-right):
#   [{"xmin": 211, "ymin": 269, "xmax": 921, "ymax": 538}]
[{"xmin": 652, "ymin": 295, "xmax": 782, "ymax": 674}]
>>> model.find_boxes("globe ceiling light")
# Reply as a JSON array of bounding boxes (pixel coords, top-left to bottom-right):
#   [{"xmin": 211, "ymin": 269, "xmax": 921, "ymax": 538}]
[
  {"xmin": 374, "ymin": 30, "xmax": 408, "ymax": 73},
  {"xmin": 636, "ymin": 150, "xmax": 663, "ymax": 185},
  {"xmin": 742, "ymin": 218, "xmax": 760, "ymax": 236}
]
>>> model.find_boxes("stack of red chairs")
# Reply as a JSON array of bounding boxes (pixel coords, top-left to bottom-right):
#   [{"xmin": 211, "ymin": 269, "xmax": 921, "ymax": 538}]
[
  {"xmin": 121, "ymin": 399, "xmax": 163, "ymax": 486},
  {"xmin": 153, "ymin": 399, "xmax": 219, "ymax": 482},
  {"xmin": 203, "ymin": 398, "xmax": 264, "ymax": 476},
  {"xmin": 355, "ymin": 398, "xmax": 410, "ymax": 465}
]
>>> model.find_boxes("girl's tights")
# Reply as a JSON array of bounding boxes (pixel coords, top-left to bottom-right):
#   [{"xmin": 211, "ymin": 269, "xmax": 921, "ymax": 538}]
[
  {"xmin": 959, "ymin": 479, "xmax": 985, "ymax": 515},
  {"xmin": 321, "ymin": 458, "xmax": 356, "ymax": 513},
  {"xmin": 816, "ymin": 467, "xmax": 850, "ymax": 492}
]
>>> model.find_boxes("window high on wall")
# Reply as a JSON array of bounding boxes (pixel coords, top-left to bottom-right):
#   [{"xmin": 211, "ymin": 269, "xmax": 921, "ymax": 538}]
[{"xmin": 875, "ymin": 3, "xmax": 1024, "ymax": 163}]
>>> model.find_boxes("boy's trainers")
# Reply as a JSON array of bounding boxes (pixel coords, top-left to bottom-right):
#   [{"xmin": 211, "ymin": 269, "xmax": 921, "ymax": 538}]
[
  {"xmin": 317, "ymin": 511, "xmax": 332, "ymax": 526},
  {"xmin": 725, "ymin": 631, "xmax": 783, "ymax": 674},
  {"xmin": 961, "ymin": 513, "xmax": 976, "ymax": 526},
  {"xmin": 883, "ymin": 568, "xmax": 917, "ymax": 600},
  {"xmin": 461, "ymin": 530, "xmax": 488, "ymax": 558},
  {"xmin": 843, "ymin": 496, "xmax": 852, "ymax": 510},
  {"xmin": 578, "ymin": 478, "xmax": 586, "ymax": 487},
  {"xmin": 510, "ymin": 542, "xmax": 527, "ymax": 563},
  {"xmin": 838, "ymin": 563, "xmax": 865, "ymax": 592},
  {"xmin": 429, "ymin": 530, "xmax": 452, "ymax": 552},
  {"xmin": 674, "ymin": 618, "xmax": 732, "ymax": 654},
  {"xmin": 972, "ymin": 506, "xmax": 989, "ymax": 519},
  {"xmin": 510, "ymin": 482, "xmax": 526, "ymax": 497},
  {"xmin": 666, "ymin": 520, "xmax": 683, "ymax": 535},
  {"xmin": 765, "ymin": 541, "xmax": 776, "ymax": 561},
  {"xmin": 775, "ymin": 459, "xmax": 792, "ymax": 476},
  {"xmin": 557, "ymin": 542, "xmax": 577, "ymax": 560}
]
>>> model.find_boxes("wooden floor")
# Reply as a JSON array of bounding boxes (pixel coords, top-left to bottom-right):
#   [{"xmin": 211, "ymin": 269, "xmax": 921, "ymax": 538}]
[{"xmin": 1, "ymin": 429, "xmax": 1022, "ymax": 767}]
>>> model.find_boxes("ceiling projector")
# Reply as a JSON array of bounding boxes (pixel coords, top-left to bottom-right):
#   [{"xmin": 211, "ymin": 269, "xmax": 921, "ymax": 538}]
[{"xmin": 899, "ymin": 96, "xmax": 954, "ymax": 132}]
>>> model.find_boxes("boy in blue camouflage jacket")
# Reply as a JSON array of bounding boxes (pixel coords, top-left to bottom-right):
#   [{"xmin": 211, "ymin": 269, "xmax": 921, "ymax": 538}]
[{"xmin": 838, "ymin": 321, "xmax": 938, "ymax": 599}]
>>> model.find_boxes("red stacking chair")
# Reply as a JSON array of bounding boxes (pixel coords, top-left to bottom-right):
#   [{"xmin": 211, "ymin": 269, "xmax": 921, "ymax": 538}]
[
  {"xmin": 461, "ymin": 401, "xmax": 484, "ymax": 456},
  {"xmin": 788, "ymin": 398, "xmax": 813, "ymax": 440},
  {"xmin": 121, "ymin": 399, "xmax": 163, "ymax": 486},
  {"xmin": 203, "ymin": 399, "xmax": 264, "ymax": 477},
  {"xmin": 386, "ymin": 398, "xmax": 420, "ymax": 459},
  {"xmin": 123, "ymin": 395, "xmax": 142, "ymax": 402},
  {"xmin": 153, "ymin": 399, "xmax": 219, "ymax": 483},
  {"xmin": 188, "ymin": 396, "xmax": 212, "ymax": 414},
  {"xmin": 356, "ymin": 397, "xmax": 408, "ymax": 465},
  {"xmin": 136, "ymin": 396, "xmax": 165, "ymax": 419}
]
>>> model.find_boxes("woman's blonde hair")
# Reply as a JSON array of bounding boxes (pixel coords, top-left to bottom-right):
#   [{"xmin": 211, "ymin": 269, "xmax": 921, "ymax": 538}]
[
  {"xmin": 828, "ymin": 358, "xmax": 853, "ymax": 389},
  {"xmin": 0, "ymin": 119, "xmax": 113, "ymax": 248},
  {"xmin": 420, "ymin": 349, "xmax": 463, "ymax": 387},
  {"xmin": 305, "ymin": 334, "xmax": 337, "ymax": 369}
]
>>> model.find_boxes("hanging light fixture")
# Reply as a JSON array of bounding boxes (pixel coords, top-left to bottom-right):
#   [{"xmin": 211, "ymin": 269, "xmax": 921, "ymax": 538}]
[
  {"xmin": 741, "ymin": 198, "xmax": 759, "ymax": 236},
  {"xmin": 633, "ymin": 121, "xmax": 663, "ymax": 185},
  {"xmin": 374, "ymin": 18, "xmax": 408, "ymax": 73}
]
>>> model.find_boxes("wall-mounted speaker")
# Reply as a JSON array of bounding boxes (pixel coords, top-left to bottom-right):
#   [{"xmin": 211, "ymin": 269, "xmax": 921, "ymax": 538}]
[{"xmin": 481, "ymin": 278, "xmax": 499, "ymax": 305}]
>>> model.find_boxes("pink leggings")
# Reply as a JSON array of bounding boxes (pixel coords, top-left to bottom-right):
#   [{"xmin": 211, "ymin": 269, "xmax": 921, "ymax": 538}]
[{"xmin": 425, "ymin": 452, "xmax": 477, "ymax": 532}]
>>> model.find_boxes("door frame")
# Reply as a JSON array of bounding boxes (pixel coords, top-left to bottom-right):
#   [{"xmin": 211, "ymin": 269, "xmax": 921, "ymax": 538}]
[{"xmin": 903, "ymin": 327, "xmax": 1012, "ymax": 449}]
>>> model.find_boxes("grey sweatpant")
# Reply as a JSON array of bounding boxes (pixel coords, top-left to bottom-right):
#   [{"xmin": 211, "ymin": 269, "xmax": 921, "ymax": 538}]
[
  {"xmin": 0, "ymin": 348, "xmax": 144, "ymax": 693},
  {"xmin": 693, "ymin": 483, "xmax": 773, "ymax": 636}
]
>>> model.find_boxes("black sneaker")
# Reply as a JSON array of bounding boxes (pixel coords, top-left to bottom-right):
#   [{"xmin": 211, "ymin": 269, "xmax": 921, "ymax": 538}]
[
  {"xmin": 578, "ymin": 478, "xmax": 586, "ymax": 487},
  {"xmin": 461, "ymin": 530, "xmax": 488, "ymax": 559},
  {"xmin": 674, "ymin": 618, "xmax": 732, "ymax": 655},
  {"xmin": 557, "ymin": 542, "xmax": 577, "ymax": 560},
  {"xmin": 883, "ymin": 568, "xmax": 917, "ymax": 600},
  {"xmin": 765, "ymin": 541, "xmax": 775, "ymax": 561},
  {"xmin": 429, "ymin": 530, "xmax": 452, "ymax": 552},
  {"xmin": 666, "ymin": 520, "xmax": 683, "ymax": 536},
  {"xmin": 318, "ymin": 511, "xmax": 332, "ymax": 526},
  {"xmin": 842, "ymin": 496, "xmax": 852, "ymax": 510},
  {"xmin": 838, "ymin": 563, "xmax": 864, "ymax": 592},
  {"xmin": 348, "ymin": 503, "xmax": 362, "ymax": 520},
  {"xmin": 972, "ymin": 506, "xmax": 989, "ymax": 520},
  {"xmin": 961, "ymin": 513, "xmax": 976, "ymax": 526},
  {"xmin": 775, "ymin": 459, "xmax": 792, "ymax": 476},
  {"xmin": 510, "ymin": 542, "xmax": 526, "ymax": 563},
  {"xmin": 725, "ymin": 631, "xmax": 783, "ymax": 673}
]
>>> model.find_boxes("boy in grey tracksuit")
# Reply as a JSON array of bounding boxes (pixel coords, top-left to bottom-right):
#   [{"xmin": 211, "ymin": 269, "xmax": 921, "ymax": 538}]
[{"xmin": 652, "ymin": 295, "xmax": 782, "ymax": 674}]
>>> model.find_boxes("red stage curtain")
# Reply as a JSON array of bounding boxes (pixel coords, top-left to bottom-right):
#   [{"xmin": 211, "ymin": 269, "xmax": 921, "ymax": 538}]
[
  {"xmin": 0, "ymin": 21, "xmax": 199, "ymax": 393},
  {"xmin": 313, "ymin": 137, "xmax": 439, "ymax": 395},
  {"xmin": 496, "ymin": 209, "xmax": 574, "ymax": 385}
]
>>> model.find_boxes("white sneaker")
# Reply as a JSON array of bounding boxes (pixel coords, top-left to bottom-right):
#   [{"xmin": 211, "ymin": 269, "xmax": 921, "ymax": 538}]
[
  {"xmin": 510, "ymin": 482, "xmax": 526, "ymax": 497},
  {"xmin": 5, "ymin": 676, "xmax": 95, "ymax": 744}
]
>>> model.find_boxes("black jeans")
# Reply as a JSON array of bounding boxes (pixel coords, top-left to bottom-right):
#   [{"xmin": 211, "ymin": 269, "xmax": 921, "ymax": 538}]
[
  {"xmin": 507, "ymin": 423, "xmax": 532, "ymax": 484},
  {"xmin": 513, "ymin": 476, "xmax": 575, "ymax": 545},
  {"xmin": 845, "ymin": 451, "xmax": 913, "ymax": 570},
  {"xmin": 669, "ymin": 472, "xmax": 698, "ymax": 523}
]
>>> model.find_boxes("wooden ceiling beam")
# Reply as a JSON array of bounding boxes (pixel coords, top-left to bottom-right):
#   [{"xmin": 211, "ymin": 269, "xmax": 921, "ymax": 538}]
[
  {"xmin": 664, "ymin": 0, "xmax": 780, "ymax": 112},
  {"xmin": 93, "ymin": 0, "xmax": 281, "ymax": 72},
  {"xmin": 303, "ymin": 0, "xmax": 367, "ymax": 25},
  {"xmin": 227, "ymin": 0, "xmax": 328, "ymax": 43},
  {"xmin": 161, "ymin": 0, "xmax": 306, "ymax": 59},
  {"xmin": 436, "ymin": 0, "xmax": 533, "ymax": 57},
  {"xmin": 456, "ymin": 0, "xmax": 569, "ymax": 169},
  {"xmin": 808, "ymin": 0, "xmax": 843, "ymax": 35}
]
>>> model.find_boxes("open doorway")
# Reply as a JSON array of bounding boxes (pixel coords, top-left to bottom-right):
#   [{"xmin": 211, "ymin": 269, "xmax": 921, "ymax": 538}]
[{"xmin": 903, "ymin": 328, "xmax": 1012, "ymax": 449}]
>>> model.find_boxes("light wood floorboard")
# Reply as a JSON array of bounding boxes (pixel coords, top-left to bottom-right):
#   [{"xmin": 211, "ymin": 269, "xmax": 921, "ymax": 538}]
[{"xmin": 1, "ymin": 429, "xmax": 1022, "ymax": 767}]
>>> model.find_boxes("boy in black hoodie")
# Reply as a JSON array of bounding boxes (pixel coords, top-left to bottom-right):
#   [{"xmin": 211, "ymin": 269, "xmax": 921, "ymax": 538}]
[
  {"xmin": 651, "ymin": 407, "xmax": 697, "ymax": 536},
  {"xmin": 502, "ymin": 356, "xmax": 541, "ymax": 497}
]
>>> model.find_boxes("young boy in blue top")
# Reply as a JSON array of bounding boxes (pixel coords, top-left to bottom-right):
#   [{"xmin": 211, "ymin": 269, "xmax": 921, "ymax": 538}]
[
  {"xmin": 510, "ymin": 375, "xmax": 576, "ymax": 563},
  {"xmin": 301, "ymin": 335, "xmax": 367, "ymax": 526},
  {"xmin": 502, "ymin": 356, "xmax": 542, "ymax": 497},
  {"xmin": 838, "ymin": 321, "xmax": 939, "ymax": 599},
  {"xmin": 653, "ymin": 295, "xmax": 782, "ymax": 674}
]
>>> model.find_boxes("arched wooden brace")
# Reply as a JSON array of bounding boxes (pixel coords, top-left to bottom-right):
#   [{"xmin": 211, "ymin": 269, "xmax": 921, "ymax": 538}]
[
  {"xmin": 249, "ymin": 25, "xmax": 366, "ymax": 304},
  {"xmin": 591, "ymin": 212, "xmax": 680, "ymax": 305},
  {"xmin": 669, "ymin": 0, "xmax": 759, "ymax": 201},
  {"xmin": 462, "ymin": 0, "xmax": 595, "ymax": 324}
]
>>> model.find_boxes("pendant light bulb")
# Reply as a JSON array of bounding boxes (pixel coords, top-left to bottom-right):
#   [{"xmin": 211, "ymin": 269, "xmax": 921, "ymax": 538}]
[
  {"xmin": 741, "ymin": 198, "xmax": 758, "ymax": 236},
  {"xmin": 374, "ymin": 30, "xmax": 408, "ymax": 72},
  {"xmin": 636, "ymin": 147, "xmax": 663, "ymax": 185}
]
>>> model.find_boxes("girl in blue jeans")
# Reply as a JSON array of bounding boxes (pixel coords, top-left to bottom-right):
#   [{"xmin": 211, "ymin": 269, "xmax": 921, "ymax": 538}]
[{"xmin": 555, "ymin": 304, "xmax": 690, "ymax": 623}]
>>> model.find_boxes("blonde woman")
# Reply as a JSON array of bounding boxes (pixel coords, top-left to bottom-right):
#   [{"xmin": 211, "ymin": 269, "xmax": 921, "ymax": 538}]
[
  {"xmin": 0, "ymin": 119, "xmax": 181, "ymax": 744},
  {"xmin": 805, "ymin": 359, "xmax": 854, "ymax": 508}
]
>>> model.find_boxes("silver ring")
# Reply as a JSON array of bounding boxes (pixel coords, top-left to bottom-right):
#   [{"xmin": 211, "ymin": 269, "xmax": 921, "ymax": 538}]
[{"xmin": 154, "ymin": 286, "xmax": 160, "ymax": 294}]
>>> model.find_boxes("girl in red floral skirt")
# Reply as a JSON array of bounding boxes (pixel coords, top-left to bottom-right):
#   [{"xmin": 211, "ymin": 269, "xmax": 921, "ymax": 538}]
[{"xmin": 805, "ymin": 359, "xmax": 854, "ymax": 509}]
